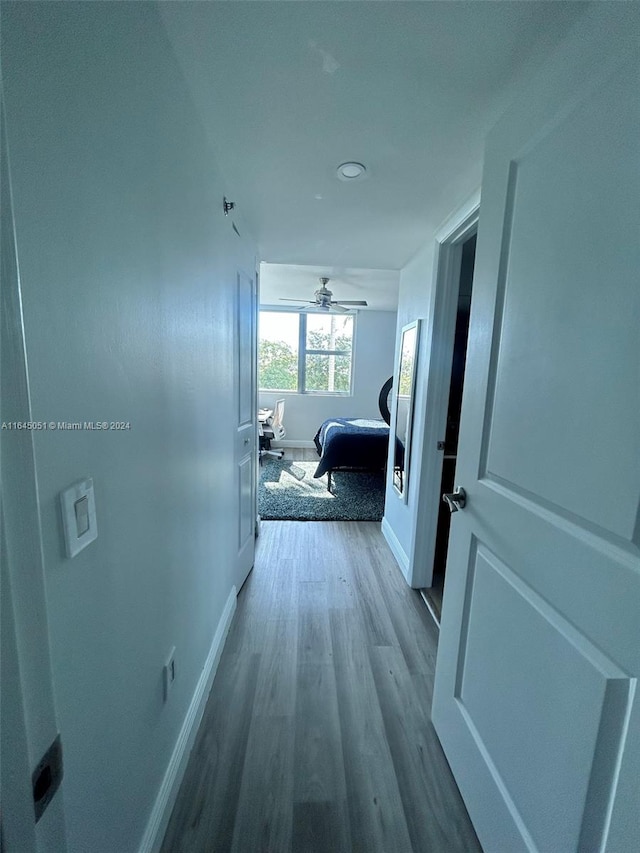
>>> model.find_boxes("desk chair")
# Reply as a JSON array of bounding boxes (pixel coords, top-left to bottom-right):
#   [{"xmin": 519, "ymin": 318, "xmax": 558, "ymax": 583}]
[{"xmin": 259, "ymin": 398, "xmax": 286, "ymax": 462}]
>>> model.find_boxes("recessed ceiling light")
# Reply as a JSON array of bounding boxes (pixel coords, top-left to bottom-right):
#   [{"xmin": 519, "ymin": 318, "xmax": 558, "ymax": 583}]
[{"xmin": 336, "ymin": 162, "xmax": 367, "ymax": 181}]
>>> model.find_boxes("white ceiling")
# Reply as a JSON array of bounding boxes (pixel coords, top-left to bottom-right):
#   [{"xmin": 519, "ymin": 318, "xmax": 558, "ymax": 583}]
[{"xmin": 160, "ymin": 0, "xmax": 588, "ymax": 294}]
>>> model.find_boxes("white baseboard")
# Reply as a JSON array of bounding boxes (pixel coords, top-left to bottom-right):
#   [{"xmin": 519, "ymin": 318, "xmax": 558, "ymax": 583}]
[
  {"xmin": 381, "ymin": 516, "xmax": 410, "ymax": 584},
  {"xmin": 139, "ymin": 586, "xmax": 237, "ymax": 853},
  {"xmin": 273, "ymin": 440, "xmax": 316, "ymax": 449}
]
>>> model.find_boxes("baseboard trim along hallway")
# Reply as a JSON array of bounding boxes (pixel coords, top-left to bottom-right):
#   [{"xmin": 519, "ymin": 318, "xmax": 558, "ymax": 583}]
[
  {"xmin": 381, "ymin": 515, "xmax": 410, "ymax": 583},
  {"xmin": 140, "ymin": 586, "xmax": 237, "ymax": 853}
]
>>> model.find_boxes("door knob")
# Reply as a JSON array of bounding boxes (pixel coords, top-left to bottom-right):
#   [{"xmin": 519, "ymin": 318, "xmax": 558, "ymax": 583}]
[{"xmin": 442, "ymin": 486, "xmax": 466, "ymax": 513}]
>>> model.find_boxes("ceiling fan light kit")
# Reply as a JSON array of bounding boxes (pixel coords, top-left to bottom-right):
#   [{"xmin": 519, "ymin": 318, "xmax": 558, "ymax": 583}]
[{"xmin": 280, "ymin": 277, "xmax": 368, "ymax": 313}]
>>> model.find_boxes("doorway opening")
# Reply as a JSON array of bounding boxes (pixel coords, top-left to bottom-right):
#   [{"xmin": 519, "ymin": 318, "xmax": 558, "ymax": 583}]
[{"xmin": 422, "ymin": 232, "xmax": 476, "ymax": 622}]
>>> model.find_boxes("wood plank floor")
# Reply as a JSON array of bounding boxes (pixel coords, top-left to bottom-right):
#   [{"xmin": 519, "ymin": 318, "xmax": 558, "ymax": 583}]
[
  {"xmin": 285, "ymin": 447, "xmax": 318, "ymax": 461},
  {"xmin": 160, "ymin": 521, "xmax": 482, "ymax": 853}
]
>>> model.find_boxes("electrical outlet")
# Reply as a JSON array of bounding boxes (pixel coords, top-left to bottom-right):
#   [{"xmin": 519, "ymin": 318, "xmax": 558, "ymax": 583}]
[{"xmin": 163, "ymin": 647, "xmax": 176, "ymax": 701}]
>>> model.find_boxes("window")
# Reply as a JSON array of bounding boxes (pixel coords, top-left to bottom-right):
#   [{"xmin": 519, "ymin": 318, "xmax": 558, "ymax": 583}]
[
  {"xmin": 259, "ymin": 310, "xmax": 354, "ymax": 394},
  {"xmin": 258, "ymin": 311, "xmax": 299, "ymax": 391}
]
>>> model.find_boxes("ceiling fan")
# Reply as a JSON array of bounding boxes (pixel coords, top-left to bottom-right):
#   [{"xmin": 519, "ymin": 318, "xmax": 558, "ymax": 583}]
[{"xmin": 280, "ymin": 277, "xmax": 368, "ymax": 313}]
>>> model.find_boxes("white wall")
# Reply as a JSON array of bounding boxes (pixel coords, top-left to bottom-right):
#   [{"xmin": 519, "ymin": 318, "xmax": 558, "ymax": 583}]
[
  {"xmin": 259, "ymin": 310, "xmax": 397, "ymax": 443},
  {"xmin": 382, "ymin": 243, "xmax": 439, "ymax": 572},
  {"xmin": 382, "ymin": 197, "xmax": 480, "ymax": 582},
  {"xmin": 2, "ymin": 4, "xmax": 252, "ymax": 852}
]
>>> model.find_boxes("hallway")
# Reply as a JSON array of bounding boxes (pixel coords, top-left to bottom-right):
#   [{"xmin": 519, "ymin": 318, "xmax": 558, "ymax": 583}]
[{"xmin": 161, "ymin": 521, "xmax": 481, "ymax": 852}]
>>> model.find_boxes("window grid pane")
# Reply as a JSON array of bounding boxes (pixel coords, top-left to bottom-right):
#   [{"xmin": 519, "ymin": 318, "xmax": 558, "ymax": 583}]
[
  {"xmin": 304, "ymin": 314, "xmax": 353, "ymax": 393},
  {"xmin": 258, "ymin": 311, "xmax": 299, "ymax": 391},
  {"xmin": 305, "ymin": 314, "xmax": 353, "ymax": 354},
  {"xmin": 304, "ymin": 354, "xmax": 352, "ymax": 393}
]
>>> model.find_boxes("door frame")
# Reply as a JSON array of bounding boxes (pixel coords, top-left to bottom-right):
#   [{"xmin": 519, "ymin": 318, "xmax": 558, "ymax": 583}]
[
  {"xmin": 1, "ymin": 92, "xmax": 67, "ymax": 851},
  {"xmin": 408, "ymin": 190, "xmax": 480, "ymax": 589},
  {"xmin": 1, "ymin": 509, "xmax": 38, "ymax": 853}
]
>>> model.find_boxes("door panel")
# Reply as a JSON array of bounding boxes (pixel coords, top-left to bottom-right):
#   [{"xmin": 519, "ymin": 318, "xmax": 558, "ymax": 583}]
[
  {"xmin": 238, "ymin": 455, "xmax": 254, "ymax": 555},
  {"xmin": 483, "ymin": 70, "xmax": 639, "ymax": 537},
  {"xmin": 237, "ymin": 270, "xmax": 254, "ymax": 429},
  {"xmin": 234, "ymin": 269, "xmax": 257, "ymax": 591},
  {"xmin": 457, "ymin": 543, "xmax": 630, "ymax": 852},
  {"xmin": 432, "ymin": 11, "xmax": 639, "ymax": 852}
]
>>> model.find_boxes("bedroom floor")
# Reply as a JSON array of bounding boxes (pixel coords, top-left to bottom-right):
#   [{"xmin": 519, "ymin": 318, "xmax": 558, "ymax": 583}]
[{"xmin": 160, "ymin": 520, "xmax": 481, "ymax": 853}]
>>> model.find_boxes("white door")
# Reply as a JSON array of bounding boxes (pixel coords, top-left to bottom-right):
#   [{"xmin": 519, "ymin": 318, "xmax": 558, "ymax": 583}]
[
  {"xmin": 432, "ymin": 8, "xmax": 640, "ymax": 853},
  {"xmin": 234, "ymin": 268, "xmax": 257, "ymax": 591}
]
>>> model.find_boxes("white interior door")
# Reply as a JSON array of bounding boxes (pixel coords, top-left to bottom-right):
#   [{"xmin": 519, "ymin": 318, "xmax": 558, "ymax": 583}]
[
  {"xmin": 234, "ymin": 268, "xmax": 257, "ymax": 591},
  {"xmin": 432, "ymin": 8, "xmax": 640, "ymax": 852}
]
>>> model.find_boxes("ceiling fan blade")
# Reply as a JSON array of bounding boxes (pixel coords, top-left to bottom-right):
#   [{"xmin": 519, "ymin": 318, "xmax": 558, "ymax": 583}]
[
  {"xmin": 329, "ymin": 303, "xmax": 349, "ymax": 313},
  {"xmin": 279, "ymin": 298, "xmax": 315, "ymax": 303},
  {"xmin": 330, "ymin": 300, "xmax": 368, "ymax": 306}
]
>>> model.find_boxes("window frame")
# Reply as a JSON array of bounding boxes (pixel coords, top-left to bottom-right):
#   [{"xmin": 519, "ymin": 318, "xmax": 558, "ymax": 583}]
[{"xmin": 258, "ymin": 306, "xmax": 356, "ymax": 396}]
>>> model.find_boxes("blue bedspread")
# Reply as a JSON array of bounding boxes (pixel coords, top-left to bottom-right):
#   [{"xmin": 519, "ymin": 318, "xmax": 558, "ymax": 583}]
[{"xmin": 313, "ymin": 417, "xmax": 390, "ymax": 478}]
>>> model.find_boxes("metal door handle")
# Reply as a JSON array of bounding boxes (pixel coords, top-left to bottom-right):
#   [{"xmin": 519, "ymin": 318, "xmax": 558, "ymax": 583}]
[
  {"xmin": 442, "ymin": 486, "xmax": 466, "ymax": 513},
  {"xmin": 244, "ymin": 438, "xmax": 250, "ymax": 445}
]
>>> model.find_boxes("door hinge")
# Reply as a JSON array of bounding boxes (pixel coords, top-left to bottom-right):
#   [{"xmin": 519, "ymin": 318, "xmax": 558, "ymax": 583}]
[{"xmin": 437, "ymin": 441, "xmax": 445, "ymax": 450}]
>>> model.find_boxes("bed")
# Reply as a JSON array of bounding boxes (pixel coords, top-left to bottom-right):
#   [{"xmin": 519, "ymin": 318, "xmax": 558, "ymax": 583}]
[{"xmin": 313, "ymin": 417, "xmax": 390, "ymax": 491}]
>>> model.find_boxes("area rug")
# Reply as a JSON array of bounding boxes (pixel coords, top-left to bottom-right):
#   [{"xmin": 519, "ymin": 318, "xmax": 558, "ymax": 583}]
[{"xmin": 259, "ymin": 458, "xmax": 385, "ymax": 521}]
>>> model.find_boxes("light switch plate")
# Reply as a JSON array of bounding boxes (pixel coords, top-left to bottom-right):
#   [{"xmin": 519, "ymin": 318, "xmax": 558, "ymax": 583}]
[{"xmin": 60, "ymin": 478, "xmax": 97, "ymax": 557}]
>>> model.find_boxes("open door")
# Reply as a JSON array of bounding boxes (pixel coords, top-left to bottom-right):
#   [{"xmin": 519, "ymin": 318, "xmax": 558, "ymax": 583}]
[
  {"xmin": 433, "ymin": 7, "xmax": 639, "ymax": 852},
  {"xmin": 234, "ymin": 268, "xmax": 258, "ymax": 591}
]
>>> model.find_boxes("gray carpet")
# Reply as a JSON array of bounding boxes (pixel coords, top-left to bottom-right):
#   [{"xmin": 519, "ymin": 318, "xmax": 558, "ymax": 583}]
[{"xmin": 258, "ymin": 458, "xmax": 385, "ymax": 521}]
